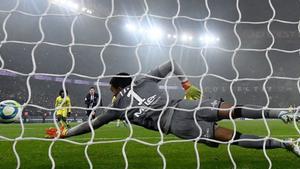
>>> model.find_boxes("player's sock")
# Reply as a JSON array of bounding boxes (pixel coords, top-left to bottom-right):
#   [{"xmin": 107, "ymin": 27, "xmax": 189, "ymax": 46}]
[
  {"xmin": 233, "ymin": 133, "xmax": 284, "ymax": 149},
  {"xmin": 116, "ymin": 119, "xmax": 120, "ymax": 127},
  {"xmin": 235, "ymin": 105, "xmax": 284, "ymax": 119},
  {"xmin": 66, "ymin": 122, "xmax": 90, "ymax": 137},
  {"xmin": 122, "ymin": 120, "xmax": 127, "ymax": 127},
  {"xmin": 61, "ymin": 117, "xmax": 68, "ymax": 127},
  {"xmin": 66, "ymin": 121, "xmax": 71, "ymax": 128}
]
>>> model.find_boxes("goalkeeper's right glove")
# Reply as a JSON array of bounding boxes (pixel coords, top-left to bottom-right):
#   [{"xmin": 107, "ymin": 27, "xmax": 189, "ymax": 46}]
[
  {"xmin": 182, "ymin": 80, "xmax": 202, "ymax": 100},
  {"xmin": 45, "ymin": 126, "xmax": 68, "ymax": 138}
]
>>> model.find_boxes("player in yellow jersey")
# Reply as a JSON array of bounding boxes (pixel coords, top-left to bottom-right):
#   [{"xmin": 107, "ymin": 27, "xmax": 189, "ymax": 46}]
[{"xmin": 55, "ymin": 89, "xmax": 72, "ymax": 128}]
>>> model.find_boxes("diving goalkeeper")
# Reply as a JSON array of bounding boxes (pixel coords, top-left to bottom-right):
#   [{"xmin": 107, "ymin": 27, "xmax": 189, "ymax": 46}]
[{"xmin": 47, "ymin": 59, "xmax": 300, "ymax": 156}]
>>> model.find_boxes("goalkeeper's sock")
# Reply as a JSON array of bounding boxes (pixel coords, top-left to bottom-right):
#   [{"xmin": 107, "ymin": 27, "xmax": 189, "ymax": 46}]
[
  {"xmin": 235, "ymin": 105, "xmax": 283, "ymax": 119},
  {"xmin": 233, "ymin": 133, "xmax": 283, "ymax": 149}
]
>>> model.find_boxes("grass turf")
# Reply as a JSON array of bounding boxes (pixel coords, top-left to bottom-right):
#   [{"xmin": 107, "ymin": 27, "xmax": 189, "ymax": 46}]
[{"xmin": 0, "ymin": 120, "xmax": 299, "ymax": 169}]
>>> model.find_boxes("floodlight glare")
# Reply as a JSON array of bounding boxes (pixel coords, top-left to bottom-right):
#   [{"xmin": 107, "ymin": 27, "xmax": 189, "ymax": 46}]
[
  {"xmin": 50, "ymin": 0, "xmax": 93, "ymax": 14},
  {"xmin": 53, "ymin": 0, "xmax": 79, "ymax": 10},
  {"xmin": 181, "ymin": 34, "xmax": 188, "ymax": 41},
  {"xmin": 138, "ymin": 28, "xmax": 145, "ymax": 34},
  {"xmin": 199, "ymin": 34, "xmax": 220, "ymax": 44},
  {"xmin": 65, "ymin": 1, "xmax": 79, "ymax": 10},
  {"xmin": 125, "ymin": 23, "xmax": 137, "ymax": 32},
  {"xmin": 86, "ymin": 10, "xmax": 93, "ymax": 14},
  {"xmin": 147, "ymin": 27, "xmax": 163, "ymax": 40}
]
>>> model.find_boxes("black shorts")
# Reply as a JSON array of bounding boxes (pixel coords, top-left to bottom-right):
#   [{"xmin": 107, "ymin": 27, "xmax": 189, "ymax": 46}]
[{"xmin": 86, "ymin": 110, "xmax": 94, "ymax": 116}]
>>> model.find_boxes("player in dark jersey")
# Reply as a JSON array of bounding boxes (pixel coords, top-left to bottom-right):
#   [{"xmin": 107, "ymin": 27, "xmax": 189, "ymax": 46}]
[
  {"xmin": 84, "ymin": 86, "xmax": 102, "ymax": 120},
  {"xmin": 46, "ymin": 59, "xmax": 300, "ymax": 156}
]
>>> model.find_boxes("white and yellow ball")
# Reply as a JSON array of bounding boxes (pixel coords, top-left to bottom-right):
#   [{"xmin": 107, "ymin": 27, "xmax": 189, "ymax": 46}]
[{"xmin": 0, "ymin": 100, "xmax": 22, "ymax": 123}]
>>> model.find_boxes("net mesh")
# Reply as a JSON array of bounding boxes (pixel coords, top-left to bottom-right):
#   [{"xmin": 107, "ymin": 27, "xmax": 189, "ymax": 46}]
[{"xmin": 0, "ymin": 0, "xmax": 300, "ymax": 168}]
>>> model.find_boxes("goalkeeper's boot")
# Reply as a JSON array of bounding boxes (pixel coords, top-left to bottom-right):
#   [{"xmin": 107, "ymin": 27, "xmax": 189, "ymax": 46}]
[
  {"xmin": 45, "ymin": 126, "xmax": 68, "ymax": 138},
  {"xmin": 45, "ymin": 127, "xmax": 57, "ymax": 138},
  {"xmin": 284, "ymin": 138, "xmax": 300, "ymax": 157},
  {"xmin": 278, "ymin": 111, "xmax": 300, "ymax": 123}
]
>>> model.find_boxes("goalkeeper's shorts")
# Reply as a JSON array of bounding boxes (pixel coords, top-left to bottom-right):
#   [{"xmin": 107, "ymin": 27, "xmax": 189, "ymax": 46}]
[{"xmin": 168, "ymin": 99, "xmax": 221, "ymax": 147}]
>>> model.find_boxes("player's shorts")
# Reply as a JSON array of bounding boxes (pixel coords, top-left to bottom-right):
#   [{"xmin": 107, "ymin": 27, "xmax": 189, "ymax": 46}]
[
  {"xmin": 168, "ymin": 99, "xmax": 222, "ymax": 147},
  {"xmin": 56, "ymin": 110, "xmax": 68, "ymax": 118},
  {"xmin": 86, "ymin": 110, "xmax": 96, "ymax": 117},
  {"xmin": 86, "ymin": 110, "xmax": 92, "ymax": 116}
]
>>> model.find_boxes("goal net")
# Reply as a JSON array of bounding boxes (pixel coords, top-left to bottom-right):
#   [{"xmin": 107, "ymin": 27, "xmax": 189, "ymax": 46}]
[{"xmin": 0, "ymin": 0, "xmax": 300, "ymax": 168}]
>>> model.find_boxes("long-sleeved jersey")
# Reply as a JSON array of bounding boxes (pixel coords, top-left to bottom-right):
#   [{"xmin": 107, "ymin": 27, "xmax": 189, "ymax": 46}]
[
  {"xmin": 85, "ymin": 93, "xmax": 102, "ymax": 108},
  {"xmin": 67, "ymin": 60, "xmax": 188, "ymax": 137}
]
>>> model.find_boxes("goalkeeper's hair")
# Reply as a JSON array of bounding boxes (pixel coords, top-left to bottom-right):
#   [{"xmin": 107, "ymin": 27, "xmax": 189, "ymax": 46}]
[{"xmin": 110, "ymin": 72, "xmax": 132, "ymax": 89}]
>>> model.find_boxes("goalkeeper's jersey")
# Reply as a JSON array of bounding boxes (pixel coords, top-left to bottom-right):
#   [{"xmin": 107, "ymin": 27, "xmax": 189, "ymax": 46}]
[
  {"xmin": 66, "ymin": 60, "xmax": 189, "ymax": 137},
  {"xmin": 112, "ymin": 77, "xmax": 181, "ymax": 133},
  {"xmin": 91, "ymin": 61, "xmax": 188, "ymax": 133}
]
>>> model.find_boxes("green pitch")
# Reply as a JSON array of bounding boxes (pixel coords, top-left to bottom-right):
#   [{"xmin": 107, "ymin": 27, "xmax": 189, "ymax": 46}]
[{"xmin": 0, "ymin": 120, "xmax": 299, "ymax": 169}]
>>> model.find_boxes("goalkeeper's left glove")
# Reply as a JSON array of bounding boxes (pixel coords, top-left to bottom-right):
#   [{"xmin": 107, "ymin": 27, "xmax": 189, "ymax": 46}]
[
  {"xmin": 45, "ymin": 126, "xmax": 68, "ymax": 138},
  {"xmin": 182, "ymin": 80, "xmax": 202, "ymax": 100},
  {"xmin": 67, "ymin": 112, "xmax": 71, "ymax": 117}
]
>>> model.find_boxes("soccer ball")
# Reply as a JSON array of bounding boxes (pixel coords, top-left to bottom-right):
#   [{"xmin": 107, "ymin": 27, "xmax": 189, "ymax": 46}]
[{"xmin": 0, "ymin": 100, "xmax": 22, "ymax": 123}]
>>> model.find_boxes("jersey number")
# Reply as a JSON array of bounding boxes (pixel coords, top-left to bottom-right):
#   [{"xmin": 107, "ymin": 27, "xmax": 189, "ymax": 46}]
[{"xmin": 127, "ymin": 90, "xmax": 146, "ymax": 117}]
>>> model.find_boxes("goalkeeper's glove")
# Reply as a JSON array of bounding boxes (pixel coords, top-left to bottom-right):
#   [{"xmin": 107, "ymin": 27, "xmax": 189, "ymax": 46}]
[
  {"xmin": 182, "ymin": 80, "xmax": 202, "ymax": 100},
  {"xmin": 67, "ymin": 112, "xmax": 71, "ymax": 117},
  {"xmin": 45, "ymin": 126, "xmax": 68, "ymax": 138}
]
